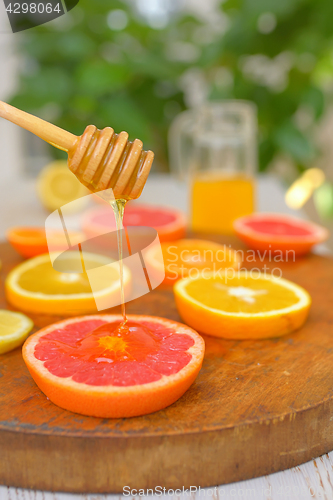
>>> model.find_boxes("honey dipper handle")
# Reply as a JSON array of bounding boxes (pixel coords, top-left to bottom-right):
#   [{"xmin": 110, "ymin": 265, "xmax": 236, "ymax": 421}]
[{"xmin": 0, "ymin": 100, "xmax": 77, "ymax": 152}]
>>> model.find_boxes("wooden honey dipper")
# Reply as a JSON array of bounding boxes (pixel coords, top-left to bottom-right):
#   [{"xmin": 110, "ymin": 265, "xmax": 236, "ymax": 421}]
[{"xmin": 0, "ymin": 100, "xmax": 154, "ymax": 199}]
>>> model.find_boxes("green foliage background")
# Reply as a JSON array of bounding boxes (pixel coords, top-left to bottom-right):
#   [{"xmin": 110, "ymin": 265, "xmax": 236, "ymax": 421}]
[{"xmin": 10, "ymin": 0, "xmax": 333, "ymax": 173}]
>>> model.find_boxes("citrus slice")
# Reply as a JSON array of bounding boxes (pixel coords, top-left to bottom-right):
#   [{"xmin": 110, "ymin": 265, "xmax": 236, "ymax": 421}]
[
  {"xmin": 234, "ymin": 213, "xmax": 328, "ymax": 256},
  {"xmin": 174, "ymin": 271, "xmax": 311, "ymax": 339},
  {"xmin": 22, "ymin": 314, "xmax": 205, "ymax": 418},
  {"xmin": 5, "ymin": 252, "xmax": 131, "ymax": 316},
  {"xmin": 7, "ymin": 227, "xmax": 83, "ymax": 258},
  {"xmin": 145, "ymin": 239, "xmax": 240, "ymax": 285},
  {"xmin": 0, "ymin": 310, "xmax": 33, "ymax": 354},
  {"xmin": 82, "ymin": 204, "xmax": 187, "ymax": 242},
  {"xmin": 37, "ymin": 161, "xmax": 88, "ymax": 213}
]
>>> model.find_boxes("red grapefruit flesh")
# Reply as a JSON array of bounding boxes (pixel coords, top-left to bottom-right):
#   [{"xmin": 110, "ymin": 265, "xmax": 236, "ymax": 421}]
[
  {"xmin": 23, "ymin": 315, "xmax": 205, "ymax": 418},
  {"xmin": 234, "ymin": 213, "xmax": 329, "ymax": 256},
  {"xmin": 82, "ymin": 204, "xmax": 186, "ymax": 242}
]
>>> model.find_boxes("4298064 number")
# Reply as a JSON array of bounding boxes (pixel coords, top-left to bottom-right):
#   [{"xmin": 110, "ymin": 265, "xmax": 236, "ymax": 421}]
[{"xmin": 5, "ymin": 2, "xmax": 62, "ymax": 14}]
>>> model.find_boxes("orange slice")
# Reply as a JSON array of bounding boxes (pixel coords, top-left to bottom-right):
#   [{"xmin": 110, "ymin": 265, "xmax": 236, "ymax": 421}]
[
  {"xmin": 145, "ymin": 239, "xmax": 240, "ymax": 285},
  {"xmin": 22, "ymin": 314, "xmax": 205, "ymax": 418},
  {"xmin": 5, "ymin": 252, "xmax": 131, "ymax": 316},
  {"xmin": 7, "ymin": 227, "xmax": 83, "ymax": 258},
  {"xmin": 174, "ymin": 271, "xmax": 311, "ymax": 339}
]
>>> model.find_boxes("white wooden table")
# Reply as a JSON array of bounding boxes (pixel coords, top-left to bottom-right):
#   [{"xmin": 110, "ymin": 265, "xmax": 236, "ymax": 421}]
[{"xmin": 0, "ymin": 174, "xmax": 332, "ymax": 499}]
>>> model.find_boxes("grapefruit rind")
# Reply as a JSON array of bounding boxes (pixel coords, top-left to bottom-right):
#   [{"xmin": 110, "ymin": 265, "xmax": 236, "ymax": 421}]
[
  {"xmin": 174, "ymin": 271, "xmax": 311, "ymax": 340},
  {"xmin": 82, "ymin": 204, "xmax": 187, "ymax": 243},
  {"xmin": 22, "ymin": 315, "xmax": 205, "ymax": 418},
  {"xmin": 234, "ymin": 213, "xmax": 329, "ymax": 255}
]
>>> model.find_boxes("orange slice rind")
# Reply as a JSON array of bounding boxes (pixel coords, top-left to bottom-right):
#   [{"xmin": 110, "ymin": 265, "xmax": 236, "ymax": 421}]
[
  {"xmin": 174, "ymin": 271, "xmax": 311, "ymax": 339},
  {"xmin": 5, "ymin": 252, "xmax": 131, "ymax": 316}
]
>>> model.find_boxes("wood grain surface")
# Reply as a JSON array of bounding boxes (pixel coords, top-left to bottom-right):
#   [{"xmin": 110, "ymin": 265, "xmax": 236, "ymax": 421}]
[{"xmin": 0, "ymin": 239, "xmax": 333, "ymax": 494}]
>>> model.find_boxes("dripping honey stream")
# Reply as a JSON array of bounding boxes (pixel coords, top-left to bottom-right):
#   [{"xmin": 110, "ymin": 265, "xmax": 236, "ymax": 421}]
[{"xmin": 110, "ymin": 198, "xmax": 128, "ymax": 333}]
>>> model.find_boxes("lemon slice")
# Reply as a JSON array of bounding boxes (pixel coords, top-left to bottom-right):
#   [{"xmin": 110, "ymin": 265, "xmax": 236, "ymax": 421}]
[
  {"xmin": 0, "ymin": 310, "xmax": 33, "ymax": 354},
  {"xmin": 37, "ymin": 161, "xmax": 88, "ymax": 213}
]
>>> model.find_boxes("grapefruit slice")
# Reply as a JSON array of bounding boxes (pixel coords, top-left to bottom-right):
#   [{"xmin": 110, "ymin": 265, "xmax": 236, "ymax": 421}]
[
  {"xmin": 82, "ymin": 204, "xmax": 187, "ymax": 242},
  {"xmin": 5, "ymin": 252, "xmax": 131, "ymax": 316},
  {"xmin": 22, "ymin": 315, "xmax": 205, "ymax": 418},
  {"xmin": 7, "ymin": 227, "xmax": 83, "ymax": 258},
  {"xmin": 145, "ymin": 239, "xmax": 241, "ymax": 285},
  {"xmin": 174, "ymin": 271, "xmax": 311, "ymax": 339},
  {"xmin": 234, "ymin": 213, "xmax": 328, "ymax": 256}
]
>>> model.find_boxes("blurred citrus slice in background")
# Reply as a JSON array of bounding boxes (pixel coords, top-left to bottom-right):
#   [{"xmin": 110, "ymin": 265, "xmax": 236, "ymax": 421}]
[
  {"xmin": 174, "ymin": 271, "xmax": 311, "ymax": 339},
  {"xmin": 145, "ymin": 239, "xmax": 240, "ymax": 285},
  {"xmin": 82, "ymin": 204, "xmax": 187, "ymax": 242},
  {"xmin": 7, "ymin": 227, "xmax": 83, "ymax": 258},
  {"xmin": 37, "ymin": 161, "xmax": 88, "ymax": 213},
  {"xmin": 23, "ymin": 314, "xmax": 205, "ymax": 418},
  {"xmin": 5, "ymin": 252, "xmax": 131, "ymax": 316},
  {"xmin": 234, "ymin": 213, "xmax": 328, "ymax": 256},
  {"xmin": 0, "ymin": 310, "xmax": 33, "ymax": 354}
]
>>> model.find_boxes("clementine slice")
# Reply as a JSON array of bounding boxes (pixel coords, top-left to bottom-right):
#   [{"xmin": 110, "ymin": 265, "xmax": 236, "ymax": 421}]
[
  {"xmin": 234, "ymin": 213, "xmax": 328, "ymax": 256},
  {"xmin": 22, "ymin": 314, "xmax": 205, "ymax": 418},
  {"xmin": 82, "ymin": 204, "xmax": 187, "ymax": 242},
  {"xmin": 5, "ymin": 252, "xmax": 131, "ymax": 315},
  {"xmin": 145, "ymin": 239, "xmax": 240, "ymax": 285},
  {"xmin": 174, "ymin": 271, "xmax": 311, "ymax": 339},
  {"xmin": 7, "ymin": 227, "xmax": 83, "ymax": 258}
]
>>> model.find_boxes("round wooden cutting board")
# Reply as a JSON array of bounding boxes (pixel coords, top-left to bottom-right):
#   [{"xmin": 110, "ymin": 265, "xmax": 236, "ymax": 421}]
[{"xmin": 0, "ymin": 240, "xmax": 333, "ymax": 493}]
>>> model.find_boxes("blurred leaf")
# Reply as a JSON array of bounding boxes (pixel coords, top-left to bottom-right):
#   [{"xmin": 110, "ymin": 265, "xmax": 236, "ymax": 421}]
[
  {"xmin": 56, "ymin": 32, "xmax": 96, "ymax": 60},
  {"xmin": 243, "ymin": 0, "xmax": 305, "ymax": 17},
  {"xmin": 71, "ymin": 94, "xmax": 96, "ymax": 115},
  {"xmin": 99, "ymin": 94, "xmax": 152, "ymax": 144},
  {"xmin": 8, "ymin": 0, "xmax": 333, "ymax": 172},
  {"xmin": 18, "ymin": 67, "xmax": 71, "ymax": 105},
  {"xmin": 76, "ymin": 60, "xmax": 131, "ymax": 95},
  {"xmin": 274, "ymin": 121, "xmax": 316, "ymax": 163},
  {"xmin": 302, "ymin": 86, "xmax": 324, "ymax": 118}
]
